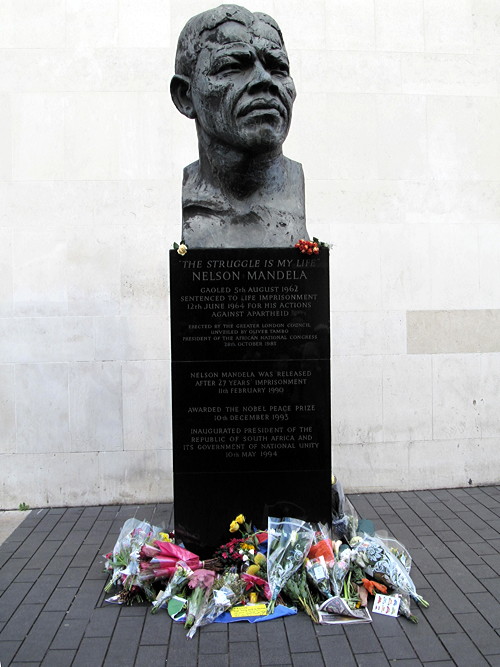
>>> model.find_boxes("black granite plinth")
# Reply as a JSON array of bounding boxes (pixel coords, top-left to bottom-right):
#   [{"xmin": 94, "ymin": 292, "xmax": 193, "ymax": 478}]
[{"xmin": 170, "ymin": 248, "xmax": 331, "ymax": 558}]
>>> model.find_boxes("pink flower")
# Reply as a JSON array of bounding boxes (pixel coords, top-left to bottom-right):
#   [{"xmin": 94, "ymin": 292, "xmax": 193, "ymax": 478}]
[{"xmin": 187, "ymin": 568, "xmax": 216, "ymax": 590}]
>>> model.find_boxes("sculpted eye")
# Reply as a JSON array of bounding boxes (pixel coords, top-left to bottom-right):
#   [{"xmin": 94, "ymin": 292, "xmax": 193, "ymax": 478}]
[
  {"xmin": 271, "ymin": 64, "xmax": 289, "ymax": 77},
  {"xmin": 216, "ymin": 61, "xmax": 243, "ymax": 74}
]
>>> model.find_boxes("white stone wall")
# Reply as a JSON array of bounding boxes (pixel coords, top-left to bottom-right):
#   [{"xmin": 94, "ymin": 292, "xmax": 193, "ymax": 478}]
[{"xmin": 1, "ymin": 0, "xmax": 499, "ymax": 507}]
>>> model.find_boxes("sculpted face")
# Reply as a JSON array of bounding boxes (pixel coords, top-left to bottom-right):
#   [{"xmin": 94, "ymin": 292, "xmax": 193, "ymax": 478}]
[{"xmin": 188, "ymin": 20, "xmax": 296, "ymax": 153}]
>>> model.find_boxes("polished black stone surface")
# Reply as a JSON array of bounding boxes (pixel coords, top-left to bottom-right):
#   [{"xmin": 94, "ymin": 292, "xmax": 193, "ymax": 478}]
[{"xmin": 170, "ymin": 248, "xmax": 331, "ymax": 557}]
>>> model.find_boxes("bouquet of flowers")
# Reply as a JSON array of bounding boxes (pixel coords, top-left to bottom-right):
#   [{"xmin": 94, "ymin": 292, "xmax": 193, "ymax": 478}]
[
  {"xmin": 266, "ymin": 517, "xmax": 315, "ymax": 613},
  {"xmin": 185, "ymin": 569, "xmax": 216, "ymax": 630},
  {"xmin": 186, "ymin": 572, "xmax": 246, "ymax": 638},
  {"xmin": 139, "ymin": 541, "xmax": 200, "ymax": 581},
  {"xmin": 305, "ymin": 523, "xmax": 336, "ymax": 598},
  {"xmin": 331, "ymin": 477, "xmax": 359, "ymax": 542},
  {"xmin": 151, "ymin": 562, "xmax": 194, "ymax": 614},
  {"xmin": 352, "ymin": 535, "xmax": 428, "ymax": 608},
  {"xmin": 104, "ymin": 518, "xmax": 162, "ymax": 600},
  {"xmin": 284, "ymin": 567, "xmax": 320, "ymax": 623}
]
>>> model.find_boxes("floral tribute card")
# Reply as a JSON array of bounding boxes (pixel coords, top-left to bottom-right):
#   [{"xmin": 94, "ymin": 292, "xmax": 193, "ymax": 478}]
[{"xmin": 372, "ymin": 593, "xmax": 401, "ymax": 617}]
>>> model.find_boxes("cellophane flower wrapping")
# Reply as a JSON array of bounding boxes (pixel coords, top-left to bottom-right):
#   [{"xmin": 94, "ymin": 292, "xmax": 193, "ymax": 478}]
[
  {"xmin": 185, "ymin": 569, "xmax": 216, "ymax": 630},
  {"xmin": 306, "ymin": 523, "xmax": 336, "ymax": 598},
  {"xmin": 352, "ymin": 535, "xmax": 428, "ymax": 607},
  {"xmin": 331, "ymin": 478, "xmax": 359, "ymax": 543},
  {"xmin": 284, "ymin": 567, "xmax": 320, "ymax": 623},
  {"xmin": 186, "ymin": 572, "xmax": 245, "ymax": 638},
  {"xmin": 151, "ymin": 562, "xmax": 194, "ymax": 614},
  {"xmin": 266, "ymin": 517, "xmax": 315, "ymax": 612},
  {"xmin": 104, "ymin": 518, "xmax": 162, "ymax": 592},
  {"xmin": 330, "ymin": 547, "xmax": 352, "ymax": 597},
  {"xmin": 305, "ymin": 555, "xmax": 332, "ymax": 599},
  {"xmin": 139, "ymin": 541, "xmax": 200, "ymax": 583}
]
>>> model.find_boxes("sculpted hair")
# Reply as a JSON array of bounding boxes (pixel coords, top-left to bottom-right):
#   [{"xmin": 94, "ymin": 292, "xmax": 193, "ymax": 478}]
[{"xmin": 175, "ymin": 3, "xmax": 285, "ymax": 77}]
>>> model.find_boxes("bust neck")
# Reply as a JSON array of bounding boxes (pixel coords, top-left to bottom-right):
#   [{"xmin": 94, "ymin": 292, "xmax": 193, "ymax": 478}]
[{"xmin": 196, "ymin": 131, "xmax": 286, "ymax": 200}]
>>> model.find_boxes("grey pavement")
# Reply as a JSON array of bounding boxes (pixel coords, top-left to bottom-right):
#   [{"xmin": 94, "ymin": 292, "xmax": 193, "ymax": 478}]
[{"xmin": 1, "ymin": 486, "xmax": 500, "ymax": 666}]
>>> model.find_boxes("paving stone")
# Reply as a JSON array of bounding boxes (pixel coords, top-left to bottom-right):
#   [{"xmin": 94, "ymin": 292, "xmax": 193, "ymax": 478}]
[
  {"xmin": 424, "ymin": 573, "xmax": 476, "ymax": 614},
  {"xmin": 411, "ymin": 525, "xmax": 434, "ymax": 536},
  {"xmin": 355, "ymin": 652, "xmax": 390, "ymax": 666},
  {"xmin": 40, "ymin": 557, "xmax": 71, "ymax": 581},
  {"xmin": 54, "ymin": 531, "xmax": 89, "ymax": 558},
  {"xmin": 0, "ymin": 604, "xmax": 43, "ymax": 642},
  {"xmin": 58, "ymin": 566, "xmax": 88, "ymax": 588},
  {"xmin": 318, "ymin": 634, "xmax": 356, "ymax": 666},
  {"xmin": 140, "ymin": 607, "xmax": 172, "ymax": 645},
  {"xmin": 343, "ymin": 623, "xmax": 381, "ymax": 654},
  {"xmin": 72, "ymin": 636, "xmax": 110, "ymax": 667},
  {"xmin": 0, "ymin": 559, "xmax": 30, "ymax": 592},
  {"xmin": 24, "ymin": 574, "xmax": 62, "ymax": 605},
  {"xmin": 400, "ymin": 612, "xmax": 450, "ymax": 662},
  {"xmin": 40, "ymin": 649, "xmax": 76, "ymax": 666},
  {"xmin": 379, "ymin": 523, "xmax": 421, "ymax": 550},
  {"xmin": 135, "ymin": 643, "xmax": 169, "ymax": 666},
  {"xmin": 291, "ymin": 652, "xmax": 324, "ymax": 666},
  {"xmin": 410, "ymin": 548, "xmax": 444, "ymax": 575},
  {"xmin": 0, "ymin": 583, "xmax": 33, "ymax": 623},
  {"xmin": 435, "ymin": 557, "xmax": 487, "ymax": 593},
  {"xmin": 198, "ymin": 653, "xmax": 229, "ymax": 667},
  {"xmin": 228, "ymin": 619, "xmax": 257, "ymax": 641},
  {"xmin": 483, "ymin": 554, "xmax": 500, "ymax": 576},
  {"xmin": 285, "ymin": 613, "xmax": 320, "ymax": 653},
  {"xmin": 419, "ymin": 534, "xmax": 455, "ymax": 559},
  {"xmin": 51, "ymin": 617, "xmax": 87, "ymax": 650},
  {"xmin": 14, "ymin": 611, "xmax": 65, "ymax": 663},
  {"xmin": 469, "ymin": 591, "xmax": 500, "ymax": 629},
  {"xmin": 33, "ymin": 514, "xmax": 62, "ymax": 534},
  {"xmin": 395, "ymin": 508, "xmax": 426, "ymax": 527},
  {"xmin": 25, "ymin": 539, "xmax": 62, "ymax": 570},
  {"xmin": 83, "ymin": 520, "xmax": 114, "ymax": 546},
  {"xmin": 14, "ymin": 568, "xmax": 43, "ymax": 584},
  {"xmin": 65, "ymin": 579, "xmax": 106, "ymax": 619},
  {"xmin": 84, "ymin": 604, "xmax": 120, "ymax": 637},
  {"xmin": 104, "ymin": 615, "xmax": 144, "ymax": 666},
  {"xmin": 260, "ymin": 645, "xmax": 295, "ymax": 666},
  {"xmin": 0, "ymin": 639, "xmax": 22, "ymax": 665},
  {"xmin": 439, "ymin": 631, "xmax": 490, "ymax": 666},
  {"xmin": 199, "ymin": 628, "xmax": 229, "ymax": 654},
  {"xmin": 444, "ymin": 518, "xmax": 484, "ymax": 543},
  {"xmin": 472, "ymin": 541, "xmax": 499, "ymax": 556},
  {"xmin": 370, "ymin": 613, "xmax": 407, "ymax": 638},
  {"xmin": 315, "ymin": 623, "xmax": 344, "ymax": 636},
  {"xmin": 229, "ymin": 641, "xmax": 265, "ymax": 666},
  {"xmin": 445, "ymin": 540, "xmax": 484, "ymax": 564},
  {"xmin": 379, "ymin": 634, "xmax": 418, "ymax": 660},
  {"xmin": 43, "ymin": 585, "xmax": 77, "ymax": 612},
  {"xmin": 166, "ymin": 645, "xmax": 201, "ymax": 666},
  {"xmin": 14, "ymin": 533, "xmax": 51, "ymax": 560},
  {"xmin": 456, "ymin": 611, "xmax": 500, "ymax": 655}
]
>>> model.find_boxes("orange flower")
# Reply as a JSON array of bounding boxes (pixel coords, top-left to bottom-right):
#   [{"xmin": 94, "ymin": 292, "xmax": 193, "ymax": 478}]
[{"xmin": 361, "ymin": 578, "xmax": 388, "ymax": 596}]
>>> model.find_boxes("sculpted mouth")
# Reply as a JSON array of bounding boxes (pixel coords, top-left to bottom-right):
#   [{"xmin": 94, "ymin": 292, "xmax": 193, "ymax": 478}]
[{"xmin": 238, "ymin": 98, "xmax": 285, "ymax": 118}]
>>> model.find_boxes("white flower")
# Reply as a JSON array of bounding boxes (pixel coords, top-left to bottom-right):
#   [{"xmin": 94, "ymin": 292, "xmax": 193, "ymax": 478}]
[{"xmin": 177, "ymin": 243, "xmax": 188, "ymax": 256}]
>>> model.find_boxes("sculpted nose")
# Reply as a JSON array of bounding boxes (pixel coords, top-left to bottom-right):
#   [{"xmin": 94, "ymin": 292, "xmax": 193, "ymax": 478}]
[{"xmin": 248, "ymin": 62, "xmax": 278, "ymax": 94}]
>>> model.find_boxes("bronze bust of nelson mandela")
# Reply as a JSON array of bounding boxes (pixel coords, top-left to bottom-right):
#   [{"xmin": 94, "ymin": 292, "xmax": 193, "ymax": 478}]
[{"xmin": 171, "ymin": 4, "xmax": 309, "ymax": 248}]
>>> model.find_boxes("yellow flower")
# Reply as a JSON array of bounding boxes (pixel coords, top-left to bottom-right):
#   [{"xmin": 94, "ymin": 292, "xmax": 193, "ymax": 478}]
[
  {"xmin": 158, "ymin": 532, "xmax": 171, "ymax": 542},
  {"xmin": 246, "ymin": 564, "xmax": 260, "ymax": 576},
  {"xmin": 235, "ymin": 514, "xmax": 245, "ymax": 524},
  {"xmin": 177, "ymin": 243, "xmax": 188, "ymax": 256},
  {"xmin": 229, "ymin": 520, "xmax": 239, "ymax": 533},
  {"xmin": 254, "ymin": 552, "xmax": 266, "ymax": 566}
]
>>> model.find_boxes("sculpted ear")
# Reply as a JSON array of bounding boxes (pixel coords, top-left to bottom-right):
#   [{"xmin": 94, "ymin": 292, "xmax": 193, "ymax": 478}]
[{"xmin": 170, "ymin": 75, "xmax": 196, "ymax": 119}]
